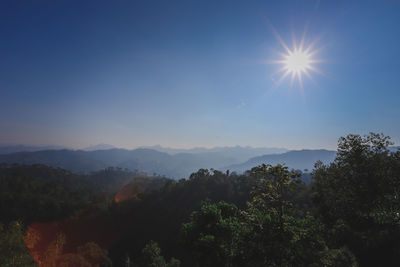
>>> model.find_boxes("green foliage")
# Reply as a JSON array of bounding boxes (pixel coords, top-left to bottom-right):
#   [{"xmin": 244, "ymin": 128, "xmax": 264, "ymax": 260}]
[
  {"xmin": 139, "ymin": 240, "xmax": 180, "ymax": 267},
  {"xmin": 319, "ymin": 247, "xmax": 358, "ymax": 267},
  {"xmin": 240, "ymin": 164, "xmax": 340, "ymax": 267},
  {"xmin": 0, "ymin": 164, "xmax": 167, "ymax": 224},
  {"xmin": 0, "ymin": 164, "xmax": 99, "ymax": 223},
  {"xmin": 181, "ymin": 164, "xmax": 355, "ymax": 267},
  {"xmin": 312, "ymin": 133, "xmax": 400, "ymax": 266},
  {"xmin": 0, "ymin": 221, "xmax": 37, "ymax": 267},
  {"xmin": 248, "ymin": 164, "xmax": 301, "ymax": 214},
  {"xmin": 181, "ymin": 200, "xmax": 242, "ymax": 266}
]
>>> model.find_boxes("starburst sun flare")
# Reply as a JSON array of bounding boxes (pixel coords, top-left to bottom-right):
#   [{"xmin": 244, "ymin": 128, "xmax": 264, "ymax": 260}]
[
  {"xmin": 271, "ymin": 34, "xmax": 321, "ymax": 89},
  {"xmin": 284, "ymin": 49, "xmax": 312, "ymax": 73}
]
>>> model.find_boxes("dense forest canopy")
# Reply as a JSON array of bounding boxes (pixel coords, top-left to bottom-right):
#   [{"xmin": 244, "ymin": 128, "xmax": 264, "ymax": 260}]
[{"xmin": 0, "ymin": 133, "xmax": 399, "ymax": 266}]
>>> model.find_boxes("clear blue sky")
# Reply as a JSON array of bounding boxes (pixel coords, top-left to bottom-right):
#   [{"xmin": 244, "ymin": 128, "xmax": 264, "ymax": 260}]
[{"xmin": 1, "ymin": 0, "xmax": 399, "ymax": 149}]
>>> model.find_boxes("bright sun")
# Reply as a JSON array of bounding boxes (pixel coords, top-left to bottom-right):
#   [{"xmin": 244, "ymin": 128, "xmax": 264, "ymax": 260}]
[
  {"xmin": 270, "ymin": 31, "xmax": 321, "ymax": 89},
  {"xmin": 284, "ymin": 50, "xmax": 311, "ymax": 73}
]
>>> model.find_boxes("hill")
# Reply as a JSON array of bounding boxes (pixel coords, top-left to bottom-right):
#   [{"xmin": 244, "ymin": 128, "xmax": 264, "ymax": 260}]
[
  {"xmin": 225, "ymin": 149, "xmax": 336, "ymax": 173},
  {"xmin": 0, "ymin": 145, "xmax": 65, "ymax": 154},
  {"xmin": 139, "ymin": 145, "xmax": 287, "ymax": 163}
]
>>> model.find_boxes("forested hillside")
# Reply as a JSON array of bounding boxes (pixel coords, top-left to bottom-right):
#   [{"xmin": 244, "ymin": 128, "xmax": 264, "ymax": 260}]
[{"xmin": 0, "ymin": 133, "xmax": 399, "ymax": 266}]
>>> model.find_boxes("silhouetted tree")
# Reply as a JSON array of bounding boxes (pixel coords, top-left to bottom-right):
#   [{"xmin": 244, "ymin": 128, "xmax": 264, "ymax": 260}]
[{"xmin": 312, "ymin": 133, "xmax": 400, "ymax": 266}]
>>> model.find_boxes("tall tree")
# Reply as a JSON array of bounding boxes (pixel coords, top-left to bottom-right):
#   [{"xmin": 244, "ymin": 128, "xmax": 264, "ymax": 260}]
[
  {"xmin": 181, "ymin": 200, "xmax": 242, "ymax": 267},
  {"xmin": 312, "ymin": 133, "xmax": 400, "ymax": 266}
]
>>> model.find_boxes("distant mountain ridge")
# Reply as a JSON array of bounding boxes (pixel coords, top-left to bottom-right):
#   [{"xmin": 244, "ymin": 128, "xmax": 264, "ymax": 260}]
[
  {"xmin": 0, "ymin": 147, "xmax": 338, "ymax": 179},
  {"xmin": 0, "ymin": 148, "xmax": 233, "ymax": 178},
  {"xmin": 83, "ymin": 144, "xmax": 117, "ymax": 151},
  {"xmin": 224, "ymin": 149, "xmax": 337, "ymax": 173},
  {"xmin": 139, "ymin": 145, "xmax": 287, "ymax": 155},
  {"xmin": 138, "ymin": 145, "xmax": 288, "ymax": 164},
  {"xmin": 0, "ymin": 145, "xmax": 65, "ymax": 155}
]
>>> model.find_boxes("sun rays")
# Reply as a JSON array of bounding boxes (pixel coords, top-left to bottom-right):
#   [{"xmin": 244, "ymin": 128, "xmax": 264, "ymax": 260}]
[{"xmin": 269, "ymin": 30, "xmax": 322, "ymax": 89}]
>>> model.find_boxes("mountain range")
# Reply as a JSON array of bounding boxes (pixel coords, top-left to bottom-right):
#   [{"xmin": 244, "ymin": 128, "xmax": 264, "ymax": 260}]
[
  {"xmin": 1, "ymin": 144, "xmax": 397, "ymax": 179},
  {"xmin": 138, "ymin": 145, "xmax": 287, "ymax": 160},
  {"xmin": 0, "ymin": 146, "xmax": 337, "ymax": 179},
  {"xmin": 0, "ymin": 145, "xmax": 65, "ymax": 155}
]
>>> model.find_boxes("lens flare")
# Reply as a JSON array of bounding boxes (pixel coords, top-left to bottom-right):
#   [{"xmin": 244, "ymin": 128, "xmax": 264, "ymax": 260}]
[
  {"xmin": 269, "ymin": 28, "xmax": 322, "ymax": 89},
  {"xmin": 284, "ymin": 50, "xmax": 311, "ymax": 73}
]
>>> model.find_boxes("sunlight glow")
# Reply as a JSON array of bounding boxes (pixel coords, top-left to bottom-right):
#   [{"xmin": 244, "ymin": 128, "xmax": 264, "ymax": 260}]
[
  {"xmin": 270, "ymin": 30, "xmax": 322, "ymax": 89},
  {"xmin": 284, "ymin": 50, "xmax": 311, "ymax": 73}
]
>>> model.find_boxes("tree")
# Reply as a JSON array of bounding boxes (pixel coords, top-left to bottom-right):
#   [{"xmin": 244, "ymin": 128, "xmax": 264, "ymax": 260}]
[
  {"xmin": 312, "ymin": 133, "xmax": 400, "ymax": 266},
  {"xmin": 0, "ymin": 221, "xmax": 37, "ymax": 267},
  {"xmin": 181, "ymin": 200, "xmax": 242, "ymax": 267},
  {"xmin": 139, "ymin": 240, "xmax": 180, "ymax": 267},
  {"xmin": 247, "ymin": 164, "xmax": 301, "ymax": 228},
  {"xmin": 239, "ymin": 164, "xmax": 334, "ymax": 267},
  {"xmin": 182, "ymin": 164, "xmax": 356, "ymax": 267}
]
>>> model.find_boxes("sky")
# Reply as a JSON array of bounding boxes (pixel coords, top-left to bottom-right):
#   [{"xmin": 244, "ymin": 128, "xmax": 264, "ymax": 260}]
[{"xmin": 1, "ymin": 0, "xmax": 400, "ymax": 150}]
